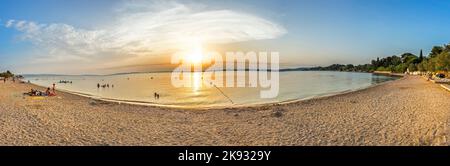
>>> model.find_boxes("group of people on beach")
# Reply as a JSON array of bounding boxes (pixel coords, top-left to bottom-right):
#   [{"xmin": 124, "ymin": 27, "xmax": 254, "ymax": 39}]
[
  {"xmin": 97, "ymin": 83, "xmax": 114, "ymax": 88},
  {"xmin": 24, "ymin": 87, "xmax": 56, "ymax": 97},
  {"xmin": 59, "ymin": 80, "xmax": 72, "ymax": 84},
  {"xmin": 1, "ymin": 77, "xmax": 14, "ymax": 83},
  {"xmin": 24, "ymin": 84, "xmax": 57, "ymax": 97}
]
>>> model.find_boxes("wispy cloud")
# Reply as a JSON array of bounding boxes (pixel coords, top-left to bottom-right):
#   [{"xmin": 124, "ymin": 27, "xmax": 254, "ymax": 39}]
[{"xmin": 6, "ymin": 0, "xmax": 286, "ymax": 73}]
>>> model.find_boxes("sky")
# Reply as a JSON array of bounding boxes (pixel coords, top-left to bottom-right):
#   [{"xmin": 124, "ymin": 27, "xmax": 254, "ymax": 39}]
[{"xmin": 1, "ymin": 0, "xmax": 450, "ymax": 74}]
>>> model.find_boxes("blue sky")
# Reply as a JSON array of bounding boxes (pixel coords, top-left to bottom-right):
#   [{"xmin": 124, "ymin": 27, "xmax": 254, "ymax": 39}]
[{"xmin": 1, "ymin": 0, "xmax": 450, "ymax": 74}]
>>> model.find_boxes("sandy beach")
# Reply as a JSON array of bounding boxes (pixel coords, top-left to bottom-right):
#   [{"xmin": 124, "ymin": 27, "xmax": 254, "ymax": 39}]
[{"xmin": 1, "ymin": 75, "xmax": 450, "ymax": 145}]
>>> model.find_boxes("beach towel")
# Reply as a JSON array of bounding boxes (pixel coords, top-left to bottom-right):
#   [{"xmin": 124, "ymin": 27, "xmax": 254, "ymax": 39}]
[{"xmin": 30, "ymin": 96, "xmax": 45, "ymax": 100}]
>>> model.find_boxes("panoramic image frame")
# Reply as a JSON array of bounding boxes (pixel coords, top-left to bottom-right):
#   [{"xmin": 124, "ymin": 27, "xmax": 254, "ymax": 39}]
[{"xmin": 1, "ymin": 0, "xmax": 450, "ymax": 164}]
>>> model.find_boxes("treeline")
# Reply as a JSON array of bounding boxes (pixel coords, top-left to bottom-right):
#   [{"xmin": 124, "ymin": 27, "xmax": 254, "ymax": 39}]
[
  {"xmin": 316, "ymin": 43, "xmax": 450, "ymax": 74},
  {"xmin": 311, "ymin": 64, "xmax": 373, "ymax": 72},
  {"xmin": 0, "ymin": 70, "xmax": 14, "ymax": 78}
]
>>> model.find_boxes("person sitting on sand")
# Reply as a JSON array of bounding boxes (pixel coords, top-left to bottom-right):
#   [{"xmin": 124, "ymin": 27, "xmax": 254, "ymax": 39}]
[
  {"xmin": 24, "ymin": 89, "xmax": 37, "ymax": 96},
  {"xmin": 45, "ymin": 87, "xmax": 51, "ymax": 96},
  {"xmin": 47, "ymin": 87, "xmax": 56, "ymax": 96}
]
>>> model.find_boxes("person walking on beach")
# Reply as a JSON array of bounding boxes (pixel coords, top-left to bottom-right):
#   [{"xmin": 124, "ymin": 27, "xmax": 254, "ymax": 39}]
[
  {"xmin": 52, "ymin": 83, "xmax": 56, "ymax": 93},
  {"xmin": 97, "ymin": 83, "xmax": 100, "ymax": 88},
  {"xmin": 154, "ymin": 92, "xmax": 160, "ymax": 100}
]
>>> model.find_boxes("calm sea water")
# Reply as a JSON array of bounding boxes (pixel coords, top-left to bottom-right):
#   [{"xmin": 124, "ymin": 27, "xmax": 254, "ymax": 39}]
[{"xmin": 24, "ymin": 71, "xmax": 397, "ymax": 107}]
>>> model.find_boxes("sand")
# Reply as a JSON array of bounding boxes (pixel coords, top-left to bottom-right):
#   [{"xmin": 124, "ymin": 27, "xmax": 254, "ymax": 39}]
[{"xmin": 1, "ymin": 76, "xmax": 450, "ymax": 146}]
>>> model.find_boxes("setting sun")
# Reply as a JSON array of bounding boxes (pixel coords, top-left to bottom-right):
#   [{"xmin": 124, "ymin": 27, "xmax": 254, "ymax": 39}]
[{"xmin": 186, "ymin": 42, "xmax": 204, "ymax": 64}]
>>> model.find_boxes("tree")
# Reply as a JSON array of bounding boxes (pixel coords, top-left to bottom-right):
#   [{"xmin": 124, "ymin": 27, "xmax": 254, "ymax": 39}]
[
  {"xmin": 436, "ymin": 51, "xmax": 450, "ymax": 71},
  {"xmin": 419, "ymin": 49, "xmax": 424, "ymax": 62},
  {"xmin": 427, "ymin": 59, "xmax": 437, "ymax": 72},
  {"xmin": 394, "ymin": 64, "xmax": 407, "ymax": 73},
  {"xmin": 430, "ymin": 46, "xmax": 444, "ymax": 58},
  {"xmin": 408, "ymin": 63, "xmax": 417, "ymax": 72},
  {"xmin": 376, "ymin": 66, "xmax": 387, "ymax": 71},
  {"xmin": 418, "ymin": 59, "xmax": 428, "ymax": 72},
  {"xmin": 445, "ymin": 44, "xmax": 450, "ymax": 52},
  {"xmin": 400, "ymin": 53, "xmax": 419, "ymax": 64},
  {"xmin": 0, "ymin": 70, "xmax": 14, "ymax": 78}
]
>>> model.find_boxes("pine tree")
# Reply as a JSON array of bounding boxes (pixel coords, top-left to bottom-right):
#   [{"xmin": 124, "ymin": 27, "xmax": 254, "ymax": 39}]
[{"xmin": 419, "ymin": 49, "xmax": 423, "ymax": 62}]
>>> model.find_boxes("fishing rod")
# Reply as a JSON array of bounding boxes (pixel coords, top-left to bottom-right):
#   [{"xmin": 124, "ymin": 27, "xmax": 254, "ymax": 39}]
[{"xmin": 212, "ymin": 84, "xmax": 234, "ymax": 104}]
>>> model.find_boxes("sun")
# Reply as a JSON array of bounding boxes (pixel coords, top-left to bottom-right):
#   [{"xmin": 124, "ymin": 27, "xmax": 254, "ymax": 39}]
[{"xmin": 185, "ymin": 41, "xmax": 204, "ymax": 64}]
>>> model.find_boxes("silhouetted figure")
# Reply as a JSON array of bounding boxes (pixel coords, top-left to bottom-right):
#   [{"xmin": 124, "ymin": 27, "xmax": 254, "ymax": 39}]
[
  {"xmin": 97, "ymin": 83, "xmax": 100, "ymax": 88},
  {"xmin": 52, "ymin": 83, "xmax": 56, "ymax": 93},
  {"xmin": 45, "ymin": 87, "xmax": 51, "ymax": 96}
]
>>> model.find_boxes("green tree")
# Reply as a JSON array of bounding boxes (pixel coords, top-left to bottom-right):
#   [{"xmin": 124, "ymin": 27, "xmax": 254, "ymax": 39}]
[
  {"xmin": 376, "ymin": 66, "xmax": 387, "ymax": 71},
  {"xmin": 0, "ymin": 70, "xmax": 14, "ymax": 78},
  {"xmin": 419, "ymin": 49, "xmax": 424, "ymax": 62},
  {"xmin": 429, "ymin": 46, "xmax": 444, "ymax": 58},
  {"xmin": 436, "ymin": 51, "xmax": 450, "ymax": 71},
  {"xmin": 427, "ymin": 58, "xmax": 437, "ymax": 72},
  {"xmin": 394, "ymin": 64, "xmax": 407, "ymax": 73},
  {"xmin": 418, "ymin": 59, "xmax": 428, "ymax": 72},
  {"xmin": 408, "ymin": 63, "xmax": 417, "ymax": 72}
]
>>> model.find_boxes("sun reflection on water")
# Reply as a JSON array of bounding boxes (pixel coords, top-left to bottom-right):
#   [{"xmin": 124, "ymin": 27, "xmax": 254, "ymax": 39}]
[{"xmin": 192, "ymin": 72, "xmax": 202, "ymax": 93}]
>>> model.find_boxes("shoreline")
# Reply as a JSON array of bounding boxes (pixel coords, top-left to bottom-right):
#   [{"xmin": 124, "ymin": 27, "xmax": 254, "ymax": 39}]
[
  {"xmin": 26, "ymin": 75, "xmax": 403, "ymax": 110},
  {"xmin": 278, "ymin": 75, "xmax": 405, "ymax": 106},
  {"xmin": 2, "ymin": 75, "xmax": 450, "ymax": 145}
]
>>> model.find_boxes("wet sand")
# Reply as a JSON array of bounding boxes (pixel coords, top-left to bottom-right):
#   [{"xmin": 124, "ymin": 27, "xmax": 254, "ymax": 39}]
[{"xmin": 1, "ymin": 76, "xmax": 450, "ymax": 145}]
